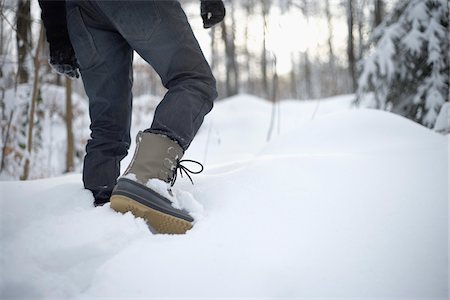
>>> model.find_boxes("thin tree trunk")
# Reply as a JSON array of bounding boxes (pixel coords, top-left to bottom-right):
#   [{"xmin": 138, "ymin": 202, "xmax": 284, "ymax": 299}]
[
  {"xmin": 0, "ymin": 5, "xmax": 3, "ymax": 56},
  {"xmin": 230, "ymin": 0, "xmax": 239, "ymax": 95},
  {"xmin": 267, "ymin": 55, "xmax": 279, "ymax": 141},
  {"xmin": 65, "ymin": 77, "xmax": 74, "ymax": 172},
  {"xmin": 56, "ymin": 74, "xmax": 62, "ymax": 86},
  {"xmin": 347, "ymin": 0, "xmax": 357, "ymax": 91},
  {"xmin": 221, "ymin": 4, "xmax": 239, "ymax": 98},
  {"xmin": 243, "ymin": 1, "xmax": 252, "ymax": 93},
  {"xmin": 290, "ymin": 53, "xmax": 297, "ymax": 98},
  {"xmin": 210, "ymin": 26, "xmax": 217, "ymax": 73},
  {"xmin": 261, "ymin": 0, "xmax": 269, "ymax": 98},
  {"xmin": 0, "ymin": 110, "xmax": 14, "ymax": 172},
  {"xmin": 303, "ymin": 51, "xmax": 312, "ymax": 99},
  {"xmin": 356, "ymin": 0, "xmax": 367, "ymax": 60},
  {"xmin": 325, "ymin": 0, "xmax": 337, "ymax": 95},
  {"xmin": 149, "ymin": 69, "xmax": 158, "ymax": 96},
  {"xmin": 0, "ymin": 9, "xmax": 4, "ymax": 78},
  {"xmin": 21, "ymin": 25, "xmax": 44, "ymax": 180},
  {"xmin": 220, "ymin": 21, "xmax": 231, "ymax": 97},
  {"xmin": 374, "ymin": 0, "xmax": 384, "ymax": 28},
  {"xmin": 298, "ymin": 1, "xmax": 313, "ymax": 99},
  {"xmin": 325, "ymin": 0, "xmax": 335, "ymax": 62},
  {"xmin": 16, "ymin": 0, "xmax": 31, "ymax": 84}
]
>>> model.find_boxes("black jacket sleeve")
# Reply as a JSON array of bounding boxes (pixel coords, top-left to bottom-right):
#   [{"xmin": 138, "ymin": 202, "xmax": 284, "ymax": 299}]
[{"xmin": 38, "ymin": 0, "xmax": 71, "ymax": 51}]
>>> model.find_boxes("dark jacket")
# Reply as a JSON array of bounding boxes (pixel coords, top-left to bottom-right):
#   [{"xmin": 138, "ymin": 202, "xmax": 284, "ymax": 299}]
[{"xmin": 38, "ymin": 0, "xmax": 70, "ymax": 50}]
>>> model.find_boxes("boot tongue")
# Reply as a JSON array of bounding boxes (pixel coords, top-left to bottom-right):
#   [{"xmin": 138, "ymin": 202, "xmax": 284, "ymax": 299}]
[{"xmin": 122, "ymin": 132, "xmax": 183, "ymax": 185}]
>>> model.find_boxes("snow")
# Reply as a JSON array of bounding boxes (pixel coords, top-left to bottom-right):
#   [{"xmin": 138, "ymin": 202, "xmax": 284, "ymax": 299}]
[
  {"xmin": 121, "ymin": 173, "xmax": 205, "ymax": 219},
  {"xmin": 434, "ymin": 102, "xmax": 449, "ymax": 133},
  {"xmin": 0, "ymin": 95, "xmax": 448, "ymax": 299},
  {"xmin": 184, "ymin": 94, "xmax": 354, "ymax": 165}
]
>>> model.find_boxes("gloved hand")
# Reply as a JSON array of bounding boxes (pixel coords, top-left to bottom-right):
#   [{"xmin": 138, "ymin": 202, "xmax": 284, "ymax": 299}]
[
  {"xmin": 201, "ymin": 0, "xmax": 225, "ymax": 29},
  {"xmin": 49, "ymin": 43, "xmax": 80, "ymax": 79}
]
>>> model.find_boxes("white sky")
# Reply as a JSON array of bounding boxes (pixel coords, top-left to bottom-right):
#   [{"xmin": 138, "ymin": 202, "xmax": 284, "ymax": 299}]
[{"xmin": 187, "ymin": 3, "xmax": 349, "ymax": 75}]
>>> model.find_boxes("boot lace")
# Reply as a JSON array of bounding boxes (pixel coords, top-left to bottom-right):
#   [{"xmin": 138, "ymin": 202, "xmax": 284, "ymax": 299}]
[{"xmin": 170, "ymin": 159, "xmax": 204, "ymax": 187}]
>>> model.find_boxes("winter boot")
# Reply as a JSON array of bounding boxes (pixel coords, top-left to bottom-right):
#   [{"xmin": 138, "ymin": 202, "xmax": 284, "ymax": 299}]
[{"xmin": 110, "ymin": 131, "xmax": 194, "ymax": 234}]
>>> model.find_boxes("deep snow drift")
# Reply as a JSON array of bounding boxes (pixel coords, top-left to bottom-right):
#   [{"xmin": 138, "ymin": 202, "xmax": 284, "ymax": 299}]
[{"xmin": 0, "ymin": 95, "xmax": 448, "ymax": 299}]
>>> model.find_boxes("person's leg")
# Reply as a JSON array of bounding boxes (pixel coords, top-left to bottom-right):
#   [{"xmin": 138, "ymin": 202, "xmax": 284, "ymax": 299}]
[
  {"xmin": 66, "ymin": 1, "xmax": 134, "ymax": 204},
  {"xmin": 95, "ymin": 0, "xmax": 217, "ymax": 150},
  {"xmin": 89, "ymin": 1, "xmax": 216, "ymax": 233}
]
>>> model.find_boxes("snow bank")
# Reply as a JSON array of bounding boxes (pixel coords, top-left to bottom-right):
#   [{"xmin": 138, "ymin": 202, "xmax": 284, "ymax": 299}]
[
  {"xmin": 0, "ymin": 95, "xmax": 447, "ymax": 299},
  {"xmin": 262, "ymin": 108, "xmax": 443, "ymax": 155},
  {"xmin": 184, "ymin": 94, "xmax": 355, "ymax": 165},
  {"xmin": 434, "ymin": 102, "xmax": 449, "ymax": 134}
]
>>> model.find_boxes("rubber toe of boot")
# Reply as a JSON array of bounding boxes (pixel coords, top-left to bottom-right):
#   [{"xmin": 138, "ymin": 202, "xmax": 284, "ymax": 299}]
[{"xmin": 110, "ymin": 178, "xmax": 193, "ymax": 234}]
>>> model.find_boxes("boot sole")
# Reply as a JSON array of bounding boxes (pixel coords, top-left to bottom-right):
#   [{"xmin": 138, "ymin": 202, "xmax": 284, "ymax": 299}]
[{"xmin": 110, "ymin": 195, "xmax": 193, "ymax": 234}]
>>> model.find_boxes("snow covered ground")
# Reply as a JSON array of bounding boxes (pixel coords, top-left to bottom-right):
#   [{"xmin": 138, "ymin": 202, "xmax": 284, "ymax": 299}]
[{"xmin": 0, "ymin": 94, "xmax": 448, "ymax": 299}]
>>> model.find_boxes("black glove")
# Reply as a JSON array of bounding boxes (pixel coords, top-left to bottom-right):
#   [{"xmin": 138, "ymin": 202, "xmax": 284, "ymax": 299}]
[
  {"xmin": 201, "ymin": 0, "xmax": 226, "ymax": 29},
  {"xmin": 49, "ymin": 43, "xmax": 80, "ymax": 79},
  {"xmin": 39, "ymin": 0, "xmax": 79, "ymax": 79}
]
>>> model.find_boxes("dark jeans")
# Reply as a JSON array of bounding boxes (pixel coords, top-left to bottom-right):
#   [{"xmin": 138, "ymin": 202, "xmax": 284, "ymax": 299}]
[{"xmin": 66, "ymin": 0, "xmax": 217, "ymax": 201}]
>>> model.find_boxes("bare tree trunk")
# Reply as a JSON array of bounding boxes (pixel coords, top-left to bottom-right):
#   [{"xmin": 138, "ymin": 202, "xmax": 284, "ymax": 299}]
[
  {"xmin": 0, "ymin": 7, "xmax": 4, "ymax": 78},
  {"xmin": 220, "ymin": 21, "xmax": 231, "ymax": 97},
  {"xmin": 0, "ymin": 4, "xmax": 3, "ymax": 56},
  {"xmin": 149, "ymin": 68, "xmax": 158, "ymax": 95},
  {"xmin": 267, "ymin": 55, "xmax": 279, "ymax": 141},
  {"xmin": 16, "ymin": 0, "xmax": 31, "ymax": 84},
  {"xmin": 0, "ymin": 110, "xmax": 14, "ymax": 172},
  {"xmin": 56, "ymin": 74, "xmax": 62, "ymax": 86},
  {"xmin": 325, "ymin": 0, "xmax": 335, "ymax": 63},
  {"xmin": 21, "ymin": 25, "xmax": 44, "ymax": 180},
  {"xmin": 230, "ymin": 0, "xmax": 239, "ymax": 94},
  {"xmin": 374, "ymin": 0, "xmax": 384, "ymax": 28},
  {"xmin": 210, "ymin": 26, "xmax": 217, "ymax": 73},
  {"xmin": 261, "ymin": 0, "xmax": 270, "ymax": 98},
  {"xmin": 347, "ymin": 0, "xmax": 357, "ymax": 92},
  {"xmin": 290, "ymin": 53, "xmax": 297, "ymax": 99},
  {"xmin": 356, "ymin": 0, "xmax": 368, "ymax": 60},
  {"xmin": 325, "ymin": 0, "xmax": 337, "ymax": 95},
  {"xmin": 295, "ymin": 0, "xmax": 314, "ymax": 99},
  {"xmin": 220, "ymin": 6, "xmax": 238, "ymax": 97},
  {"xmin": 65, "ymin": 77, "xmax": 74, "ymax": 172},
  {"xmin": 303, "ymin": 51, "xmax": 312, "ymax": 99},
  {"xmin": 243, "ymin": 0, "xmax": 253, "ymax": 94}
]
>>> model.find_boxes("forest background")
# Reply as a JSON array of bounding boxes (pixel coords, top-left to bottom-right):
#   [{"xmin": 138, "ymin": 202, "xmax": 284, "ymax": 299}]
[{"xmin": 0, "ymin": 0, "xmax": 448, "ymax": 180}]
